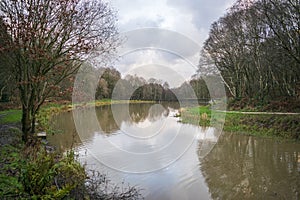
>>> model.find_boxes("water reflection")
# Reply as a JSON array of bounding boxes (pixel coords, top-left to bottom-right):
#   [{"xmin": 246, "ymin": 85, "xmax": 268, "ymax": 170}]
[
  {"xmin": 73, "ymin": 120, "xmax": 214, "ymax": 199},
  {"xmin": 49, "ymin": 102, "xmax": 179, "ymax": 151},
  {"xmin": 201, "ymin": 133, "xmax": 300, "ymax": 199},
  {"xmin": 48, "ymin": 103, "xmax": 300, "ymax": 199}
]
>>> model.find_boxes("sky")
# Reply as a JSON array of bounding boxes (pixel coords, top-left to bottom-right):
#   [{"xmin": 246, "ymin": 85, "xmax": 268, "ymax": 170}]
[{"xmin": 110, "ymin": 0, "xmax": 236, "ymax": 87}]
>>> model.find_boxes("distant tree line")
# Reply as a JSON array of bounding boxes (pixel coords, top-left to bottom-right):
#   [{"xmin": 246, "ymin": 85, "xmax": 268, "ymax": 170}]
[
  {"xmin": 94, "ymin": 69, "xmax": 212, "ymax": 102},
  {"xmin": 200, "ymin": 0, "xmax": 300, "ymax": 103},
  {"xmin": 94, "ymin": 69, "xmax": 178, "ymax": 101}
]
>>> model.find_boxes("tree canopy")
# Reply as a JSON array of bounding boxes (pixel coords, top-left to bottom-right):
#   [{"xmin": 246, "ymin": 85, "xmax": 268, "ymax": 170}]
[
  {"xmin": 200, "ymin": 0, "xmax": 299, "ymax": 103},
  {"xmin": 0, "ymin": 0, "xmax": 119, "ymax": 141}
]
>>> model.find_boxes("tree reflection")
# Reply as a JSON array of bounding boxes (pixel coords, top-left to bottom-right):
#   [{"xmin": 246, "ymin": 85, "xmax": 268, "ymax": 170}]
[
  {"xmin": 96, "ymin": 105, "xmax": 120, "ymax": 133},
  {"xmin": 48, "ymin": 102, "xmax": 179, "ymax": 151},
  {"xmin": 200, "ymin": 133, "xmax": 300, "ymax": 199}
]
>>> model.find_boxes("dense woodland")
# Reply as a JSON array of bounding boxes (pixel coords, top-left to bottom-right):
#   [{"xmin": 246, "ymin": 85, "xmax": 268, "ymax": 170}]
[{"xmin": 201, "ymin": 0, "xmax": 299, "ymax": 104}]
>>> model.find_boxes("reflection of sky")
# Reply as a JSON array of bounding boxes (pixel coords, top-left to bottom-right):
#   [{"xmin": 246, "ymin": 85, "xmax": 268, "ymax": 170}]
[
  {"xmin": 79, "ymin": 135, "xmax": 212, "ymax": 199},
  {"xmin": 108, "ymin": 117, "xmax": 178, "ymax": 153},
  {"xmin": 76, "ymin": 107, "xmax": 219, "ymax": 199}
]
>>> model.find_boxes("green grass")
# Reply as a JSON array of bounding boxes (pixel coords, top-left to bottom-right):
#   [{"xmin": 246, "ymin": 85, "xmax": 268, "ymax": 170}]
[
  {"xmin": 0, "ymin": 109, "xmax": 22, "ymax": 124},
  {"xmin": 183, "ymin": 106, "xmax": 211, "ymax": 116},
  {"xmin": 223, "ymin": 113, "xmax": 300, "ymax": 139},
  {"xmin": 180, "ymin": 105, "xmax": 212, "ymax": 126},
  {"xmin": 180, "ymin": 106, "xmax": 300, "ymax": 140}
]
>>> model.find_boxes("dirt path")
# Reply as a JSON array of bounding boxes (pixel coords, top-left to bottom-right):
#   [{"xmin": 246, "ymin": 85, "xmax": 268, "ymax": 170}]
[
  {"xmin": 0, "ymin": 123, "xmax": 21, "ymax": 146},
  {"xmin": 0, "ymin": 113, "xmax": 8, "ymax": 119}
]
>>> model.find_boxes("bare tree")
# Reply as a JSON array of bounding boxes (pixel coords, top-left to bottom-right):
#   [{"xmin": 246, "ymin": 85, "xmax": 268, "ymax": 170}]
[
  {"xmin": 0, "ymin": 0, "xmax": 119, "ymax": 141},
  {"xmin": 202, "ymin": 0, "xmax": 300, "ymax": 103}
]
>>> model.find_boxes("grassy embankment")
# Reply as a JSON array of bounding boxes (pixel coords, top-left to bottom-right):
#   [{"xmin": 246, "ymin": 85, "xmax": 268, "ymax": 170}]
[
  {"xmin": 180, "ymin": 105, "xmax": 300, "ymax": 140},
  {"xmin": 0, "ymin": 100, "xmax": 144, "ymax": 199}
]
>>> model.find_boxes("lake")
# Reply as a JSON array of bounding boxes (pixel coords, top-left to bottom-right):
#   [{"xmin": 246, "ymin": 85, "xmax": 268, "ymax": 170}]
[{"xmin": 48, "ymin": 102, "xmax": 300, "ymax": 199}]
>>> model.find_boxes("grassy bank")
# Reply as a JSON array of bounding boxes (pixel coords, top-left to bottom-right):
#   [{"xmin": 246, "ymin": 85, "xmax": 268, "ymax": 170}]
[
  {"xmin": 228, "ymin": 97, "xmax": 300, "ymax": 113},
  {"xmin": 0, "ymin": 109, "xmax": 22, "ymax": 124},
  {"xmin": 180, "ymin": 105, "xmax": 300, "ymax": 140}
]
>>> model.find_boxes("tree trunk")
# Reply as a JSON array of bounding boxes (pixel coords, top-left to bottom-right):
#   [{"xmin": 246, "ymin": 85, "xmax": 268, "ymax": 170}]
[
  {"xmin": 21, "ymin": 106, "xmax": 31, "ymax": 142},
  {"xmin": 31, "ymin": 109, "xmax": 37, "ymax": 134}
]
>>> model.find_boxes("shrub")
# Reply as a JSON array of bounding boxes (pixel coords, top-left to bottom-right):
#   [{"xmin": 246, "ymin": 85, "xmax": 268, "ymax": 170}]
[{"xmin": 0, "ymin": 136, "xmax": 142, "ymax": 199}]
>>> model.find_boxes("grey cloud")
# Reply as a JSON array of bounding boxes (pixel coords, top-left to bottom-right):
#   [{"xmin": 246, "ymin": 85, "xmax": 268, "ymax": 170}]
[
  {"xmin": 111, "ymin": 0, "xmax": 234, "ymax": 85},
  {"xmin": 115, "ymin": 28, "xmax": 201, "ymax": 83},
  {"xmin": 120, "ymin": 28, "xmax": 200, "ymax": 60},
  {"xmin": 166, "ymin": 0, "xmax": 234, "ymax": 29},
  {"xmin": 124, "ymin": 64, "xmax": 187, "ymax": 87},
  {"xmin": 119, "ymin": 17, "xmax": 164, "ymax": 31},
  {"xmin": 119, "ymin": 49, "xmax": 184, "ymax": 67}
]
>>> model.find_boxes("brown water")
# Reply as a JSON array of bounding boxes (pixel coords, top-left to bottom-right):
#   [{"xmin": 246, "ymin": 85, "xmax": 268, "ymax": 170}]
[{"xmin": 48, "ymin": 103, "xmax": 300, "ymax": 200}]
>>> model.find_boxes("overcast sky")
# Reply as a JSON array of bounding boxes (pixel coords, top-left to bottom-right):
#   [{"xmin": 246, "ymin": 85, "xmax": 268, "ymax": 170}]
[{"xmin": 111, "ymin": 0, "xmax": 236, "ymax": 87}]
